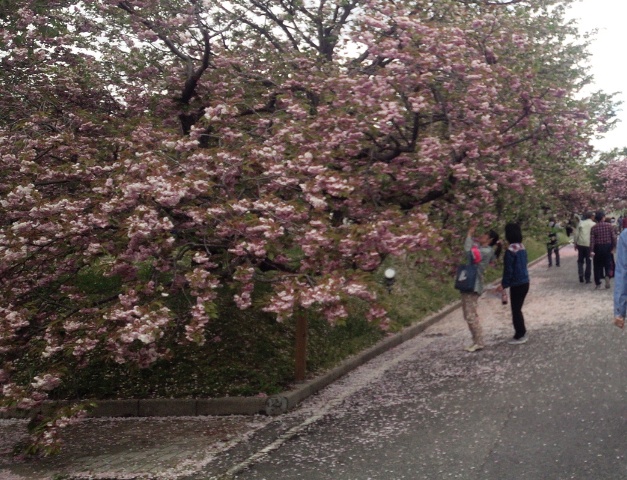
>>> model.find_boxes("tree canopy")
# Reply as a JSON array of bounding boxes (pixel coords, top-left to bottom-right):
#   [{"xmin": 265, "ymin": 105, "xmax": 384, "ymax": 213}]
[{"xmin": 0, "ymin": 0, "xmax": 618, "ymax": 452}]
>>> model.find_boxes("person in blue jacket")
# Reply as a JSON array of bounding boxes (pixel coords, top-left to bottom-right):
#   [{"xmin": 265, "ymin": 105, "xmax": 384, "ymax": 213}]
[
  {"xmin": 613, "ymin": 228, "xmax": 627, "ymax": 329},
  {"xmin": 497, "ymin": 223, "xmax": 531, "ymax": 344}
]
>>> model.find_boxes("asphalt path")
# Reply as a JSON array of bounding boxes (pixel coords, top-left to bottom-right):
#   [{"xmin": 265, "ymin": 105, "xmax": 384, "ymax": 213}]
[{"xmin": 194, "ymin": 246, "xmax": 627, "ymax": 480}]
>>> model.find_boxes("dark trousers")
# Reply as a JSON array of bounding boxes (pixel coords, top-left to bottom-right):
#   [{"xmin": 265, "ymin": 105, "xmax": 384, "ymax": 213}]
[
  {"xmin": 593, "ymin": 244, "xmax": 613, "ymax": 285},
  {"xmin": 547, "ymin": 245, "xmax": 560, "ymax": 266},
  {"xmin": 577, "ymin": 246, "xmax": 591, "ymax": 282},
  {"xmin": 510, "ymin": 283, "xmax": 529, "ymax": 339}
]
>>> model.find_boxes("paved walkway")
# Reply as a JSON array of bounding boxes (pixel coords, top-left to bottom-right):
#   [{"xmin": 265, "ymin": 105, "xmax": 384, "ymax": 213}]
[
  {"xmin": 199, "ymin": 246, "xmax": 624, "ymax": 479},
  {"xmin": 0, "ymin": 245, "xmax": 619, "ymax": 479}
]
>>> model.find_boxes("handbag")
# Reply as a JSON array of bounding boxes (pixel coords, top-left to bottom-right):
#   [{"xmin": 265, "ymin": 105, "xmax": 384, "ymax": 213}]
[{"xmin": 454, "ymin": 251, "xmax": 478, "ymax": 293}]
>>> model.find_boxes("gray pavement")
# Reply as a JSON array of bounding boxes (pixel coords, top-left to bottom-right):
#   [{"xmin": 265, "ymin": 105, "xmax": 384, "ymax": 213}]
[{"xmin": 2, "ymin": 246, "xmax": 625, "ymax": 479}]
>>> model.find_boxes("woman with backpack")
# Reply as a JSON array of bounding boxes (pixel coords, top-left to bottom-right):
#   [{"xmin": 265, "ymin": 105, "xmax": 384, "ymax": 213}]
[{"xmin": 460, "ymin": 223, "xmax": 496, "ymax": 352}]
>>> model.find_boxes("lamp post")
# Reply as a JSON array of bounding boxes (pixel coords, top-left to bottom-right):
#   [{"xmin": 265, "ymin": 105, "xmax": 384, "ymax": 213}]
[{"xmin": 384, "ymin": 268, "xmax": 396, "ymax": 293}]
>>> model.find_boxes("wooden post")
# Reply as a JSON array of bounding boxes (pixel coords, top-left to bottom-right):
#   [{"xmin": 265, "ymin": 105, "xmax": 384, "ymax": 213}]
[{"xmin": 294, "ymin": 312, "xmax": 308, "ymax": 382}]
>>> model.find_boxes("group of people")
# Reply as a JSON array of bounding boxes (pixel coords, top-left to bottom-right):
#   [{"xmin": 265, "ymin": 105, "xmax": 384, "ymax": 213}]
[
  {"xmin": 585, "ymin": 210, "xmax": 627, "ymax": 333},
  {"xmin": 459, "ymin": 222, "xmax": 530, "ymax": 353},
  {"xmin": 456, "ymin": 210, "xmax": 627, "ymax": 348},
  {"xmin": 573, "ymin": 211, "xmax": 616, "ymax": 289},
  {"xmin": 574, "ymin": 210, "xmax": 627, "ymax": 335},
  {"xmin": 545, "ymin": 211, "xmax": 617, "ymax": 289}
]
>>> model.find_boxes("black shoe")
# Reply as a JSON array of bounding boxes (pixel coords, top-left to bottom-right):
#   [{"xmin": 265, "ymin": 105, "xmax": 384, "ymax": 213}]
[
  {"xmin": 579, "ymin": 276, "xmax": 584, "ymax": 283},
  {"xmin": 585, "ymin": 280, "xmax": 591, "ymax": 284}
]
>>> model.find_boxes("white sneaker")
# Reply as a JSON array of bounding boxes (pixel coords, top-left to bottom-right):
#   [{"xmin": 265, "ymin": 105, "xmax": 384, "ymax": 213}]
[
  {"xmin": 508, "ymin": 335, "xmax": 528, "ymax": 345},
  {"xmin": 465, "ymin": 344, "xmax": 484, "ymax": 352}
]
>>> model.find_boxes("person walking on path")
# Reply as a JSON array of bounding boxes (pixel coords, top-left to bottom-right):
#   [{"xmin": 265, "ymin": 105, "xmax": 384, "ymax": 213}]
[
  {"xmin": 574, "ymin": 211, "xmax": 595, "ymax": 284},
  {"xmin": 546, "ymin": 217, "xmax": 560, "ymax": 267},
  {"xmin": 590, "ymin": 210, "xmax": 616, "ymax": 290},
  {"xmin": 565, "ymin": 214, "xmax": 576, "ymax": 240},
  {"xmin": 497, "ymin": 223, "xmax": 530, "ymax": 344},
  {"xmin": 614, "ymin": 227, "xmax": 627, "ymax": 329},
  {"xmin": 460, "ymin": 224, "xmax": 495, "ymax": 352}
]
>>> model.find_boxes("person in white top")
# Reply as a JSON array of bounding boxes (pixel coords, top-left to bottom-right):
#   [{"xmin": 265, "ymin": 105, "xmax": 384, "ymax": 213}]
[{"xmin": 574, "ymin": 211, "xmax": 595, "ymax": 284}]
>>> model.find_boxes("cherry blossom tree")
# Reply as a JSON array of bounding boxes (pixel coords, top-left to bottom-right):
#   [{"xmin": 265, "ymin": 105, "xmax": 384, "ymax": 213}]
[
  {"xmin": 0, "ymin": 0, "xmax": 617, "ymax": 452},
  {"xmin": 601, "ymin": 152, "xmax": 627, "ymax": 210}
]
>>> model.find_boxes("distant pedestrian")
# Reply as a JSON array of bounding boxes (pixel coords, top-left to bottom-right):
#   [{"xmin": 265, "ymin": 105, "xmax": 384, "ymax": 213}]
[
  {"xmin": 460, "ymin": 224, "xmax": 496, "ymax": 353},
  {"xmin": 590, "ymin": 210, "xmax": 616, "ymax": 289},
  {"xmin": 497, "ymin": 223, "xmax": 530, "ymax": 345},
  {"xmin": 565, "ymin": 221, "xmax": 573, "ymax": 239},
  {"xmin": 614, "ymin": 228, "xmax": 627, "ymax": 329},
  {"xmin": 607, "ymin": 217, "xmax": 617, "ymax": 277},
  {"xmin": 546, "ymin": 217, "xmax": 560, "ymax": 267},
  {"xmin": 574, "ymin": 211, "xmax": 595, "ymax": 284},
  {"xmin": 565, "ymin": 213, "xmax": 578, "ymax": 241}
]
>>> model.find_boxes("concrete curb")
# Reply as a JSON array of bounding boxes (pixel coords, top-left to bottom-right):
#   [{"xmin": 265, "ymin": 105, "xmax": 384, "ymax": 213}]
[{"xmin": 3, "ymin": 251, "xmax": 550, "ymax": 420}]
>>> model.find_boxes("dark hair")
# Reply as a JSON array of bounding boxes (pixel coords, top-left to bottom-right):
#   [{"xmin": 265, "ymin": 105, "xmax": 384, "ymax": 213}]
[
  {"xmin": 489, "ymin": 229, "xmax": 502, "ymax": 258},
  {"xmin": 583, "ymin": 211, "xmax": 593, "ymax": 220},
  {"xmin": 505, "ymin": 222, "xmax": 523, "ymax": 244},
  {"xmin": 595, "ymin": 210, "xmax": 605, "ymax": 222}
]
